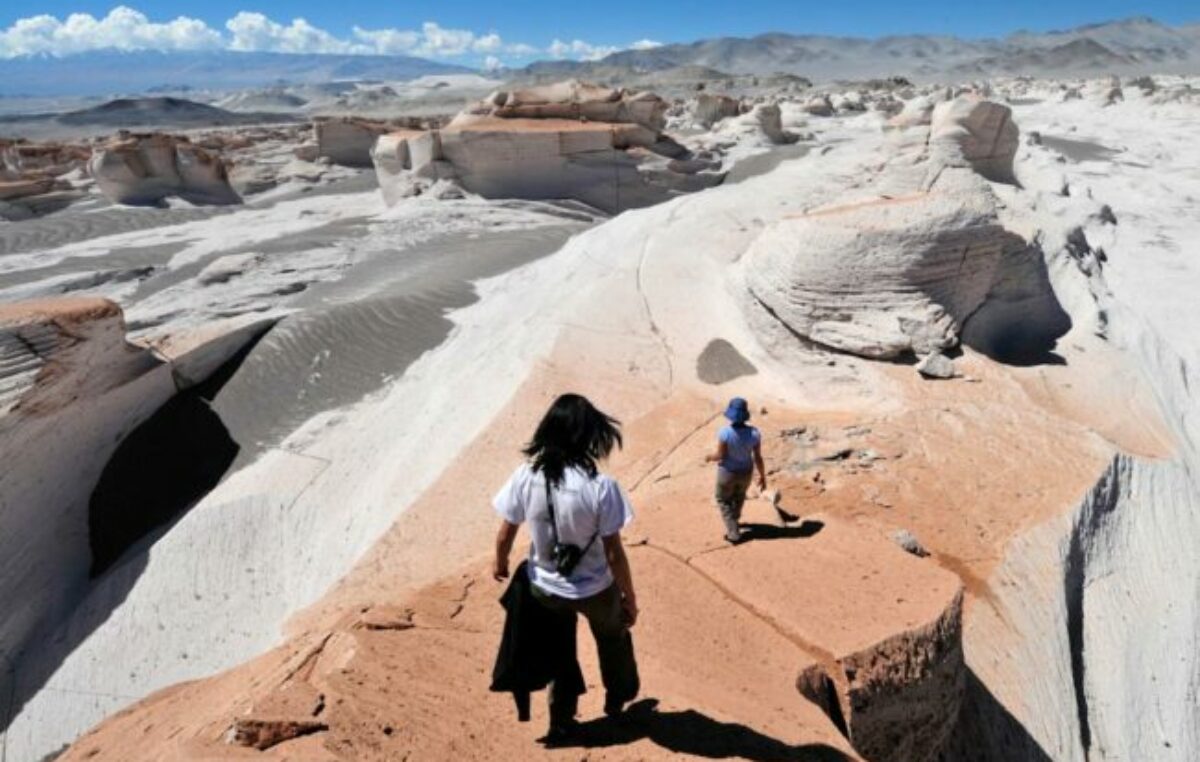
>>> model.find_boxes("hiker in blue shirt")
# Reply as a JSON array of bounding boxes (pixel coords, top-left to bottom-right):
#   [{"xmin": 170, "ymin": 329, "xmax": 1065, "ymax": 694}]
[{"xmin": 704, "ymin": 397, "xmax": 767, "ymax": 543}]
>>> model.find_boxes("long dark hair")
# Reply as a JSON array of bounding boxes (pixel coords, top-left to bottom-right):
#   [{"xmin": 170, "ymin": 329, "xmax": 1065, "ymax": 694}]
[{"xmin": 524, "ymin": 393, "xmax": 622, "ymax": 486}]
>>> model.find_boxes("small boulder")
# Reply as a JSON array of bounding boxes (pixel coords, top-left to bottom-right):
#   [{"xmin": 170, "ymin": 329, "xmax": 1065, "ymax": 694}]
[
  {"xmin": 916, "ymin": 352, "xmax": 956, "ymax": 379},
  {"xmin": 891, "ymin": 528, "xmax": 930, "ymax": 557}
]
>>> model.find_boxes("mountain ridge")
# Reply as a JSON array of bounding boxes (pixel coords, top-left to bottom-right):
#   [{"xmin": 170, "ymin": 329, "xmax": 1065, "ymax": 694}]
[{"xmin": 518, "ymin": 16, "xmax": 1200, "ymax": 82}]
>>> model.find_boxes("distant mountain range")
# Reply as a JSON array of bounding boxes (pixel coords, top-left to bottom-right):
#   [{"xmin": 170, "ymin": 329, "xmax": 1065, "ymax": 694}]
[
  {"xmin": 519, "ymin": 17, "xmax": 1200, "ymax": 82},
  {"xmin": 0, "ymin": 50, "xmax": 472, "ymax": 97},
  {"xmin": 0, "ymin": 17, "xmax": 1197, "ymax": 98}
]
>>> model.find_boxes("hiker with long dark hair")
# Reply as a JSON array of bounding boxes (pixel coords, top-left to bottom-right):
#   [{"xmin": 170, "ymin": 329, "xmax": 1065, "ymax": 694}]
[{"xmin": 490, "ymin": 393, "xmax": 640, "ymax": 743}]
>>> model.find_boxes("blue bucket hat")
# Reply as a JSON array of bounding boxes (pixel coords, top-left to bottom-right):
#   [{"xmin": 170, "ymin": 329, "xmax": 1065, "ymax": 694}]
[{"xmin": 724, "ymin": 397, "xmax": 750, "ymax": 424}]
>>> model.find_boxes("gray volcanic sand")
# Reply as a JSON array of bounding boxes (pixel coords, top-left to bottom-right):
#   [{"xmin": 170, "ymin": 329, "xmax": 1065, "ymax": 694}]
[
  {"xmin": 696, "ymin": 338, "xmax": 758, "ymax": 384},
  {"xmin": 128, "ymin": 216, "xmax": 373, "ymax": 306},
  {"xmin": 1039, "ymin": 134, "xmax": 1120, "ymax": 163},
  {"xmin": 0, "ymin": 242, "xmax": 189, "ymax": 293},
  {"xmin": 0, "ymin": 203, "xmax": 228, "ymax": 258},
  {"xmin": 211, "ymin": 223, "xmax": 585, "ymax": 465}
]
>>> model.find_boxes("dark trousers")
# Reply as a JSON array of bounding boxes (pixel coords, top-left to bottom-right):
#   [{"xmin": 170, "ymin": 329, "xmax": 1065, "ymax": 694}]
[
  {"xmin": 715, "ymin": 468, "xmax": 753, "ymax": 540},
  {"xmin": 530, "ymin": 582, "xmax": 640, "ymax": 726}
]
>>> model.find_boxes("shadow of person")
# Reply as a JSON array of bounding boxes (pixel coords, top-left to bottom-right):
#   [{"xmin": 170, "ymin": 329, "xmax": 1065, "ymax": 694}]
[
  {"xmin": 553, "ymin": 699, "xmax": 851, "ymax": 761},
  {"xmin": 739, "ymin": 519, "xmax": 824, "ymax": 542}
]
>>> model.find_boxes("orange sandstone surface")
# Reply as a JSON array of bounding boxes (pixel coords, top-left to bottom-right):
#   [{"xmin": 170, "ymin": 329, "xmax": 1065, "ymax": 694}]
[{"xmin": 54, "ymin": 322, "xmax": 1147, "ymax": 762}]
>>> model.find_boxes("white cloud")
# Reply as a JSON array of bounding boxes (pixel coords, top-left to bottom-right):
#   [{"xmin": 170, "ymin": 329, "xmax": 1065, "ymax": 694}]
[
  {"xmin": 548, "ymin": 38, "xmax": 620, "ymax": 62},
  {"xmin": 226, "ymin": 12, "xmax": 364, "ymax": 55},
  {"xmin": 0, "ymin": 6, "xmax": 659, "ymax": 67},
  {"xmin": 0, "ymin": 6, "xmax": 222, "ymax": 57}
]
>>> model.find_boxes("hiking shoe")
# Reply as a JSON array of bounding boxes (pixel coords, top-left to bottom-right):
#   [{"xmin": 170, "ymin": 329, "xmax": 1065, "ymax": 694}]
[
  {"xmin": 540, "ymin": 721, "xmax": 577, "ymax": 747},
  {"xmin": 604, "ymin": 695, "xmax": 628, "ymax": 717}
]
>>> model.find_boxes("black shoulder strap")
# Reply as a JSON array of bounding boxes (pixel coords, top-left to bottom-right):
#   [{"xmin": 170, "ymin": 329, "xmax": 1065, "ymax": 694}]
[
  {"xmin": 543, "ymin": 477, "xmax": 561, "ymax": 546},
  {"xmin": 543, "ymin": 474, "xmax": 600, "ymax": 554}
]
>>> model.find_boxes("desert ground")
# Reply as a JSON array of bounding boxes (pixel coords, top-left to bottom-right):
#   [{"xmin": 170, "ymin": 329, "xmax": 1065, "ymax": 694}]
[{"xmin": 0, "ymin": 34, "xmax": 1198, "ymax": 762}]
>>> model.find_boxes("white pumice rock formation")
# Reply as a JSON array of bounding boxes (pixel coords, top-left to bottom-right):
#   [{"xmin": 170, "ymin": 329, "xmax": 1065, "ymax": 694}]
[
  {"xmin": 89, "ymin": 134, "xmax": 241, "ymax": 206},
  {"xmin": 312, "ymin": 117, "xmax": 394, "ymax": 167},
  {"xmin": 711, "ymin": 103, "xmax": 799, "ymax": 146},
  {"xmin": 929, "ymin": 97, "xmax": 1020, "ymax": 184},
  {"xmin": 691, "ymin": 93, "xmax": 742, "ymax": 127},
  {"xmin": 745, "ymin": 167, "xmax": 1024, "ymax": 359},
  {"xmin": 464, "ymin": 79, "xmax": 668, "ymax": 131},
  {"xmin": 744, "ymin": 96, "xmax": 1033, "ymax": 361},
  {"xmin": 372, "ymin": 81, "xmax": 724, "ymax": 213},
  {"xmin": 0, "ymin": 299, "xmax": 270, "ymax": 721},
  {"xmin": 802, "ymin": 94, "xmax": 835, "ymax": 116}
]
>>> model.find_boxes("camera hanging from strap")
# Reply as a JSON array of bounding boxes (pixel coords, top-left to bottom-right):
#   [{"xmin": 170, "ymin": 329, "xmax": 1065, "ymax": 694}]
[{"xmin": 544, "ymin": 476, "xmax": 598, "ymax": 577}]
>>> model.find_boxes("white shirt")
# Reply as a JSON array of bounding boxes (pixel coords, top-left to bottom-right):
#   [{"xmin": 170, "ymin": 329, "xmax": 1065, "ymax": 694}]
[{"xmin": 493, "ymin": 463, "xmax": 634, "ymax": 599}]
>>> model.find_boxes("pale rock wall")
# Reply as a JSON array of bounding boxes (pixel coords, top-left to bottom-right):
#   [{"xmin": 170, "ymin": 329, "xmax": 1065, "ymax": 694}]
[
  {"xmin": 0, "ymin": 299, "xmax": 175, "ymax": 714},
  {"xmin": 313, "ymin": 117, "xmax": 393, "ymax": 168},
  {"xmin": 0, "ymin": 300, "xmax": 273, "ymax": 754},
  {"xmin": 372, "ymin": 117, "xmax": 724, "ymax": 214},
  {"xmin": 472, "ymin": 80, "xmax": 668, "ymax": 131},
  {"xmin": 692, "ymin": 93, "xmax": 742, "ymax": 127},
  {"xmin": 745, "ymin": 168, "xmax": 1022, "ymax": 358},
  {"xmin": 801, "ymin": 592, "xmax": 966, "ymax": 762},
  {"xmin": 743, "ymin": 97, "xmax": 1038, "ymax": 362},
  {"xmin": 943, "ymin": 89, "xmax": 1200, "ymax": 761},
  {"xmin": 89, "ymin": 134, "xmax": 241, "ymax": 206}
]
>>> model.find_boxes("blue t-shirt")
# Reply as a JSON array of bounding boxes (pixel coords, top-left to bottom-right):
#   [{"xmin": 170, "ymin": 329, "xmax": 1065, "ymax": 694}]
[{"xmin": 718, "ymin": 424, "xmax": 760, "ymax": 474}]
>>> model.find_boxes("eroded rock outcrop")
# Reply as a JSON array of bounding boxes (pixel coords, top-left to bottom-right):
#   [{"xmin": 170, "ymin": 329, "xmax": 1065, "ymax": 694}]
[
  {"xmin": 372, "ymin": 81, "xmax": 724, "ymax": 213},
  {"xmin": 930, "ymin": 97, "xmax": 1019, "ymax": 184},
  {"xmin": 711, "ymin": 103, "xmax": 799, "ymax": 146},
  {"xmin": 465, "ymin": 79, "xmax": 668, "ymax": 131},
  {"xmin": 798, "ymin": 593, "xmax": 964, "ymax": 762},
  {"xmin": 746, "ymin": 172, "xmax": 1024, "ymax": 358},
  {"xmin": 745, "ymin": 97, "xmax": 1040, "ymax": 361},
  {"xmin": 692, "ymin": 93, "xmax": 742, "ymax": 127},
  {"xmin": 0, "ymin": 299, "xmax": 271, "ymax": 720},
  {"xmin": 313, "ymin": 117, "xmax": 393, "ymax": 168},
  {"xmin": 89, "ymin": 133, "xmax": 241, "ymax": 206}
]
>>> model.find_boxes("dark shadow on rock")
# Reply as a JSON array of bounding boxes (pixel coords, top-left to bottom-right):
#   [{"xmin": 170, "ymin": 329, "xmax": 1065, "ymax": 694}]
[
  {"xmin": 937, "ymin": 669, "xmax": 1054, "ymax": 762},
  {"xmin": 554, "ymin": 699, "xmax": 852, "ymax": 761},
  {"xmin": 87, "ymin": 335, "xmax": 258, "ymax": 576},
  {"xmin": 960, "ymin": 243, "xmax": 1072, "ymax": 368},
  {"xmin": 740, "ymin": 520, "xmax": 824, "ymax": 542},
  {"xmin": 697, "ymin": 338, "xmax": 757, "ymax": 385}
]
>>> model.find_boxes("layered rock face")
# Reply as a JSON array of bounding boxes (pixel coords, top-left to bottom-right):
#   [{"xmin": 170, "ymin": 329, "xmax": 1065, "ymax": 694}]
[
  {"xmin": 89, "ymin": 133, "xmax": 242, "ymax": 206},
  {"xmin": 0, "ymin": 299, "xmax": 175, "ymax": 701},
  {"xmin": 313, "ymin": 117, "xmax": 393, "ymax": 167},
  {"xmin": 692, "ymin": 93, "xmax": 742, "ymax": 127},
  {"xmin": 372, "ymin": 81, "xmax": 724, "ymax": 213},
  {"xmin": 746, "ymin": 172, "xmax": 1023, "ymax": 359},
  {"xmin": 1, "ymin": 139, "xmax": 91, "ymax": 178},
  {"xmin": 929, "ymin": 97, "xmax": 1019, "ymax": 184},
  {"xmin": 0, "ymin": 299, "xmax": 270, "ymax": 729},
  {"xmin": 0, "ymin": 139, "xmax": 91, "ymax": 218},
  {"xmin": 745, "ymin": 97, "xmax": 1032, "ymax": 361},
  {"xmin": 464, "ymin": 79, "xmax": 668, "ymax": 131}
]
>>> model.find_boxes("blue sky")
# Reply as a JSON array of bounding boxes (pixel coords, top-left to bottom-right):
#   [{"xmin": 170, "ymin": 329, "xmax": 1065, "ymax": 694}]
[{"xmin": 1, "ymin": 2, "xmax": 1196, "ymax": 66}]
